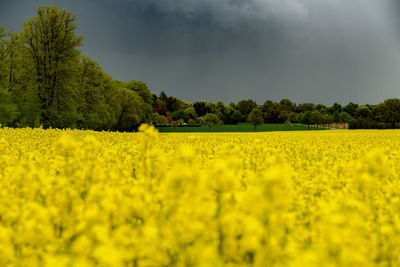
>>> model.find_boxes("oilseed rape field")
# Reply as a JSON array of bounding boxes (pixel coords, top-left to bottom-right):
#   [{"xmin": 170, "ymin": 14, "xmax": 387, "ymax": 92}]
[{"xmin": 1, "ymin": 125, "xmax": 400, "ymax": 266}]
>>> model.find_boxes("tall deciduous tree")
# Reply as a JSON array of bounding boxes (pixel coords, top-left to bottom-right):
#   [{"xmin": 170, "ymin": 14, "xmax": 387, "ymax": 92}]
[
  {"xmin": 77, "ymin": 56, "xmax": 112, "ymax": 129},
  {"xmin": 23, "ymin": 5, "xmax": 83, "ymax": 128}
]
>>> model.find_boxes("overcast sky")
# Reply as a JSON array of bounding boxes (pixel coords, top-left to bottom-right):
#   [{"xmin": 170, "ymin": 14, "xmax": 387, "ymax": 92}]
[{"xmin": 1, "ymin": 0, "xmax": 400, "ymax": 105}]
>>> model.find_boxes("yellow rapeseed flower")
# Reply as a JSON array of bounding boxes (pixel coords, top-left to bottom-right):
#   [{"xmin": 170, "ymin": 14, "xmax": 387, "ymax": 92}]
[{"xmin": 0, "ymin": 126, "xmax": 399, "ymax": 266}]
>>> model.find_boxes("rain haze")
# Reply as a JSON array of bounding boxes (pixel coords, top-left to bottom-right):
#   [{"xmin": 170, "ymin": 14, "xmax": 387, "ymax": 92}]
[{"xmin": 1, "ymin": 0, "xmax": 400, "ymax": 105}]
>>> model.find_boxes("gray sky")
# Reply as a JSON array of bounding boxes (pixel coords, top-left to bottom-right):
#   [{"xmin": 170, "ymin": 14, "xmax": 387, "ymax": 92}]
[{"xmin": 1, "ymin": 0, "xmax": 400, "ymax": 105}]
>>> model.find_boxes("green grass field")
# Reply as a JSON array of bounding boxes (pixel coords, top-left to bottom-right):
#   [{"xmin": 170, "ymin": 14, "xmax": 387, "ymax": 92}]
[{"xmin": 157, "ymin": 123, "xmax": 326, "ymax": 133}]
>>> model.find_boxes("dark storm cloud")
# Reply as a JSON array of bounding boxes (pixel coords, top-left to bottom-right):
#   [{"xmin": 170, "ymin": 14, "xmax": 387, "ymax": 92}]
[{"xmin": 1, "ymin": 0, "xmax": 400, "ymax": 105}]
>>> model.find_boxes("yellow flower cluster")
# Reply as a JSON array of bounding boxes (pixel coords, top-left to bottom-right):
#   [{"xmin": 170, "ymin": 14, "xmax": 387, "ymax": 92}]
[{"xmin": 0, "ymin": 125, "xmax": 399, "ymax": 266}]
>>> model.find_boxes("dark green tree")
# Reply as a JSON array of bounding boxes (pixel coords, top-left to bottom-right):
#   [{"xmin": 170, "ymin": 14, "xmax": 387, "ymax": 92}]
[
  {"xmin": 247, "ymin": 108, "xmax": 264, "ymax": 131},
  {"xmin": 171, "ymin": 109, "xmax": 185, "ymax": 121},
  {"xmin": 231, "ymin": 110, "xmax": 243, "ymax": 124},
  {"xmin": 263, "ymin": 102, "xmax": 283, "ymax": 123},
  {"xmin": 116, "ymin": 88, "xmax": 151, "ymax": 131},
  {"xmin": 297, "ymin": 103, "xmax": 315, "ymax": 113},
  {"xmin": 154, "ymin": 91, "xmax": 168, "ymax": 111},
  {"xmin": 377, "ymin": 98, "xmax": 400, "ymax": 128},
  {"xmin": 323, "ymin": 114, "xmax": 333, "ymax": 127},
  {"xmin": 355, "ymin": 105, "xmax": 372, "ymax": 119},
  {"xmin": 194, "ymin": 101, "xmax": 207, "ymax": 117},
  {"xmin": 302, "ymin": 111, "xmax": 312, "ymax": 130},
  {"xmin": 165, "ymin": 96, "xmax": 186, "ymax": 113},
  {"xmin": 260, "ymin": 100, "xmax": 273, "ymax": 113},
  {"xmin": 343, "ymin": 102, "xmax": 359, "ymax": 118},
  {"xmin": 152, "ymin": 113, "xmax": 169, "ymax": 125},
  {"xmin": 202, "ymin": 113, "xmax": 222, "ymax": 132},
  {"xmin": 315, "ymin": 104, "xmax": 327, "ymax": 114},
  {"xmin": 339, "ymin": 112, "xmax": 353, "ymax": 128},
  {"xmin": 236, "ymin": 99, "xmax": 257, "ymax": 119},
  {"xmin": 288, "ymin": 112, "xmax": 297, "ymax": 123},
  {"xmin": 328, "ymin": 102, "xmax": 342, "ymax": 114},
  {"xmin": 310, "ymin": 110, "xmax": 324, "ymax": 128},
  {"xmin": 228, "ymin": 102, "xmax": 237, "ymax": 110},
  {"xmin": 295, "ymin": 113, "xmax": 305, "ymax": 124},
  {"xmin": 216, "ymin": 101, "xmax": 225, "ymax": 113},
  {"xmin": 280, "ymin": 98, "xmax": 295, "ymax": 111},
  {"xmin": 333, "ymin": 110, "xmax": 340, "ymax": 123},
  {"xmin": 184, "ymin": 107, "xmax": 198, "ymax": 121}
]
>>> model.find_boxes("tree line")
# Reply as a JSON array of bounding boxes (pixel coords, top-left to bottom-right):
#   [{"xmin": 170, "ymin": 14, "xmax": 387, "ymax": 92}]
[
  {"xmin": 152, "ymin": 95, "xmax": 400, "ymax": 130},
  {"xmin": 1, "ymin": 5, "xmax": 400, "ymax": 131},
  {"xmin": 0, "ymin": 5, "xmax": 152, "ymax": 131}
]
